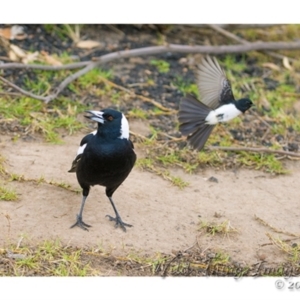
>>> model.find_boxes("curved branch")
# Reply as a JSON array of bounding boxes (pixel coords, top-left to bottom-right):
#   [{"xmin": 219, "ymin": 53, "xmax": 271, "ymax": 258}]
[
  {"xmin": 0, "ymin": 61, "xmax": 89, "ymax": 70},
  {"xmin": 47, "ymin": 62, "xmax": 99, "ymax": 103},
  {"xmin": 1, "ymin": 41, "xmax": 300, "ymax": 71},
  {"xmin": 2, "ymin": 41, "xmax": 300, "ymax": 102},
  {"xmin": 92, "ymin": 41, "xmax": 300, "ymax": 63},
  {"xmin": 207, "ymin": 24, "xmax": 296, "ymax": 61},
  {"xmin": 0, "ymin": 76, "xmax": 50, "ymax": 102}
]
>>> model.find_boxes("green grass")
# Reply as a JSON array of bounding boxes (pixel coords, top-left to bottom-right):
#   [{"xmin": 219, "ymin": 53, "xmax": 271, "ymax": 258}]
[
  {"xmin": 0, "ymin": 184, "xmax": 18, "ymax": 201},
  {"xmin": 150, "ymin": 59, "xmax": 170, "ymax": 73},
  {"xmin": 2, "ymin": 240, "xmax": 92, "ymax": 276},
  {"xmin": 43, "ymin": 25, "xmax": 84, "ymax": 42},
  {"xmin": 234, "ymin": 24, "xmax": 300, "ymax": 43},
  {"xmin": 236, "ymin": 152, "xmax": 288, "ymax": 174},
  {"xmin": 173, "ymin": 76, "xmax": 199, "ymax": 97},
  {"xmin": 266, "ymin": 234, "xmax": 300, "ymax": 265},
  {"xmin": 0, "ymin": 155, "xmax": 6, "ymax": 175},
  {"xmin": 78, "ymin": 68, "xmax": 113, "ymax": 89},
  {"xmin": 128, "ymin": 108, "xmax": 149, "ymax": 119},
  {"xmin": 210, "ymin": 251, "xmax": 231, "ymax": 266},
  {"xmin": 0, "ymin": 47, "xmax": 116, "ymax": 143},
  {"xmin": 136, "ymin": 157, "xmax": 189, "ymax": 189},
  {"xmin": 0, "ymin": 96, "xmax": 86, "ymax": 143},
  {"xmin": 199, "ymin": 219, "xmax": 238, "ymax": 237},
  {"xmin": 7, "ymin": 171, "xmax": 81, "ymax": 194}
]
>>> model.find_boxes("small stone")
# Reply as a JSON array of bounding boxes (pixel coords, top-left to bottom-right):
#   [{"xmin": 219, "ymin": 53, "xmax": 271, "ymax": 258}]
[{"xmin": 208, "ymin": 176, "xmax": 218, "ymax": 183}]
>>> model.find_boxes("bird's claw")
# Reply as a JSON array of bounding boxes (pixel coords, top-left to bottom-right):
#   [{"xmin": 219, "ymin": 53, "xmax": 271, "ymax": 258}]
[
  {"xmin": 70, "ymin": 215, "xmax": 91, "ymax": 231},
  {"xmin": 106, "ymin": 215, "xmax": 132, "ymax": 232}
]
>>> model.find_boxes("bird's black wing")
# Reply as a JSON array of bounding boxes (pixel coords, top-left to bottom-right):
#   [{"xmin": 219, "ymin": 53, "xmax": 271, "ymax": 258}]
[
  {"xmin": 197, "ymin": 56, "xmax": 235, "ymax": 109},
  {"xmin": 129, "ymin": 139, "xmax": 135, "ymax": 149},
  {"xmin": 68, "ymin": 132, "xmax": 96, "ymax": 173}
]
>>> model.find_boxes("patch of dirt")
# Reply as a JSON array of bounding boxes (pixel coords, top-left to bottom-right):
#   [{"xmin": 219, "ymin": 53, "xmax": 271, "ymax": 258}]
[{"xmin": 1, "ymin": 131, "xmax": 300, "ymax": 267}]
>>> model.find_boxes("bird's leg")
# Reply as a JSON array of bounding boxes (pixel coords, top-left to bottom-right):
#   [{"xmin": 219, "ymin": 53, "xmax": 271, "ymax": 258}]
[
  {"xmin": 70, "ymin": 195, "xmax": 91, "ymax": 231},
  {"xmin": 106, "ymin": 197, "xmax": 132, "ymax": 232}
]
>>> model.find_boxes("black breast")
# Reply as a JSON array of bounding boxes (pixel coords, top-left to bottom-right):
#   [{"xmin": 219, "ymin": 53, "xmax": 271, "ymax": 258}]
[{"xmin": 76, "ymin": 137, "xmax": 136, "ymax": 189}]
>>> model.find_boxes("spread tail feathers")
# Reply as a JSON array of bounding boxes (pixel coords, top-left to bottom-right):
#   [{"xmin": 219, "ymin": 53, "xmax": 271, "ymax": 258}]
[{"xmin": 178, "ymin": 95, "xmax": 215, "ymax": 151}]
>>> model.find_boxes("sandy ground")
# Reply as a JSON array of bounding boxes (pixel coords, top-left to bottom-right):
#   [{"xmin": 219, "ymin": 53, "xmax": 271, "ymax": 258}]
[{"xmin": 1, "ymin": 125, "xmax": 300, "ymax": 265}]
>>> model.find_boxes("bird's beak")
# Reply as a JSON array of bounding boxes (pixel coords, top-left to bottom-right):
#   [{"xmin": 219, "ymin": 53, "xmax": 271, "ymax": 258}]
[{"xmin": 85, "ymin": 110, "xmax": 104, "ymax": 124}]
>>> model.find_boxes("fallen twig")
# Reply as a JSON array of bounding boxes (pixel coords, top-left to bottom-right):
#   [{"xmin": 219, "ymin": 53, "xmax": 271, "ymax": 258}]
[
  {"xmin": 99, "ymin": 77, "xmax": 176, "ymax": 113},
  {"xmin": 208, "ymin": 24, "xmax": 247, "ymax": 44},
  {"xmin": 208, "ymin": 24, "xmax": 297, "ymax": 62},
  {"xmin": 260, "ymin": 237, "xmax": 300, "ymax": 247},
  {"xmin": 130, "ymin": 130, "xmax": 300, "ymax": 157},
  {"xmin": 0, "ymin": 76, "xmax": 50, "ymax": 101},
  {"xmin": 49, "ymin": 61, "xmax": 98, "ymax": 103},
  {"xmin": 129, "ymin": 130, "xmax": 148, "ymax": 141},
  {"xmin": 0, "ymin": 91, "xmax": 23, "ymax": 97},
  {"xmin": 207, "ymin": 145, "xmax": 300, "ymax": 158},
  {"xmin": 185, "ymin": 24, "xmax": 278, "ymax": 29},
  {"xmin": 265, "ymin": 232, "xmax": 299, "ymax": 256},
  {"xmin": 255, "ymin": 215, "xmax": 300, "ymax": 238},
  {"xmin": 0, "ymin": 61, "xmax": 89, "ymax": 70}
]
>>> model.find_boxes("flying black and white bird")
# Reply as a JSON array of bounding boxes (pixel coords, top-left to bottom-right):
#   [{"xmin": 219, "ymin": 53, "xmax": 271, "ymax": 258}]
[
  {"xmin": 68, "ymin": 108, "xmax": 136, "ymax": 232},
  {"xmin": 178, "ymin": 56, "xmax": 253, "ymax": 151}
]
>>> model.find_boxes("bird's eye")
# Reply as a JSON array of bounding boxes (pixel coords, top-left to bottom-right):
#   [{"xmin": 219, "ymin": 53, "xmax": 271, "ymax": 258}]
[{"xmin": 107, "ymin": 115, "xmax": 114, "ymax": 121}]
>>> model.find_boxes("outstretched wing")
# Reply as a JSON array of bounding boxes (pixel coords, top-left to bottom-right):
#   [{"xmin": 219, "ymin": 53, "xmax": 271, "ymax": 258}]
[{"xmin": 197, "ymin": 56, "xmax": 235, "ymax": 109}]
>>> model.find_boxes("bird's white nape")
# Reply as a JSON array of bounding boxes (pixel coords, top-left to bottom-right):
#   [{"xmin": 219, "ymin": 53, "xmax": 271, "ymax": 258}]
[{"xmin": 119, "ymin": 114, "xmax": 129, "ymax": 139}]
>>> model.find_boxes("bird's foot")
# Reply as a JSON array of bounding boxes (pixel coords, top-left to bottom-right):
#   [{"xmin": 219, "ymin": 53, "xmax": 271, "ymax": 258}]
[
  {"xmin": 106, "ymin": 215, "xmax": 132, "ymax": 232},
  {"xmin": 70, "ymin": 215, "xmax": 91, "ymax": 231}
]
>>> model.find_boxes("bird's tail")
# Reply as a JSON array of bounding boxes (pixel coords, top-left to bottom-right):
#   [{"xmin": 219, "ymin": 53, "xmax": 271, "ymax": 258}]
[
  {"xmin": 68, "ymin": 160, "xmax": 77, "ymax": 173},
  {"xmin": 178, "ymin": 95, "xmax": 215, "ymax": 151}
]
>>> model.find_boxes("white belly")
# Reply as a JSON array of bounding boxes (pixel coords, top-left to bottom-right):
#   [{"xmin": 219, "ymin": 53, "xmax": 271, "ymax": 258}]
[{"xmin": 205, "ymin": 104, "xmax": 242, "ymax": 125}]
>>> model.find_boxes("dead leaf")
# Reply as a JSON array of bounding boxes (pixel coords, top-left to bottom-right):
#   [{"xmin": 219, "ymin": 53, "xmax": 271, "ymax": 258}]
[
  {"xmin": 8, "ymin": 44, "xmax": 38, "ymax": 63},
  {"xmin": 8, "ymin": 50, "xmax": 18, "ymax": 62},
  {"xmin": 22, "ymin": 51, "xmax": 39, "ymax": 64},
  {"xmin": 262, "ymin": 62, "xmax": 280, "ymax": 71},
  {"xmin": 8, "ymin": 44, "xmax": 27, "ymax": 61},
  {"xmin": 40, "ymin": 51, "xmax": 62, "ymax": 66},
  {"xmin": 283, "ymin": 57, "xmax": 293, "ymax": 70},
  {"xmin": 76, "ymin": 40, "xmax": 101, "ymax": 49},
  {"xmin": 0, "ymin": 28, "xmax": 11, "ymax": 40},
  {"xmin": 10, "ymin": 25, "xmax": 27, "ymax": 40},
  {"xmin": 0, "ymin": 25, "xmax": 27, "ymax": 40}
]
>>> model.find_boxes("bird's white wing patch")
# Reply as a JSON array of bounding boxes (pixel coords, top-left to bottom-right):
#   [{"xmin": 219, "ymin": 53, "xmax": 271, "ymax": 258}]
[
  {"xmin": 76, "ymin": 130, "xmax": 96, "ymax": 155},
  {"xmin": 119, "ymin": 114, "xmax": 129, "ymax": 139},
  {"xmin": 77, "ymin": 143, "xmax": 87, "ymax": 155}
]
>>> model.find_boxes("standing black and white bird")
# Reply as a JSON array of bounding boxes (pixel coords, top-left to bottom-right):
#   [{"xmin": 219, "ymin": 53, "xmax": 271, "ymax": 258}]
[
  {"xmin": 68, "ymin": 108, "xmax": 136, "ymax": 232},
  {"xmin": 178, "ymin": 56, "xmax": 253, "ymax": 151}
]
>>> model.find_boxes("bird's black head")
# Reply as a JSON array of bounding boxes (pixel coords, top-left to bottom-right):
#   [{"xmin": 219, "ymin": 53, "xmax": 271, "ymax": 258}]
[
  {"xmin": 85, "ymin": 108, "xmax": 129, "ymax": 139},
  {"xmin": 235, "ymin": 98, "xmax": 253, "ymax": 113}
]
